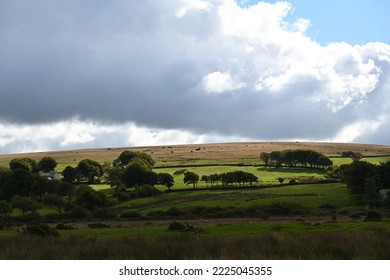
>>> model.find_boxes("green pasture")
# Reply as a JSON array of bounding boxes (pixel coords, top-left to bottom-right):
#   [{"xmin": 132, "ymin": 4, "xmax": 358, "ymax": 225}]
[
  {"xmin": 156, "ymin": 165, "xmax": 328, "ymax": 189},
  {"xmin": 115, "ymin": 183, "xmax": 357, "ymax": 214}
]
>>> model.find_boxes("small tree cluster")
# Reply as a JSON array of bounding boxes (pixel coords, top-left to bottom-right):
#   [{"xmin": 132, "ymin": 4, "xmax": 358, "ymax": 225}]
[
  {"xmin": 107, "ymin": 151, "xmax": 174, "ymax": 191},
  {"xmin": 62, "ymin": 159, "xmax": 103, "ymax": 184},
  {"xmin": 9, "ymin": 157, "xmax": 57, "ymax": 173},
  {"xmin": 200, "ymin": 171, "xmax": 258, "ymax": 188},
  {"xmin": 262, "ymin": 149, "xmax": 332, "ymax": 168},
  {"xmin": 338, "ymin": 160, "xmax": 390, "ymax": 205}
]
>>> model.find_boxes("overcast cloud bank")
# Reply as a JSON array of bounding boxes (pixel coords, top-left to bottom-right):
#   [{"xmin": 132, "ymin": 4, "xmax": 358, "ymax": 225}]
[{"xmin": 0, "ymin": 0, "xmax": 389, "ymax": 153}]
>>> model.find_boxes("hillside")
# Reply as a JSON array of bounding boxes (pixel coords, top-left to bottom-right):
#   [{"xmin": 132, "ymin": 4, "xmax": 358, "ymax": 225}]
[{"xmin": 1, "ymin": 141, "xmax": 390, "ymax": 168}]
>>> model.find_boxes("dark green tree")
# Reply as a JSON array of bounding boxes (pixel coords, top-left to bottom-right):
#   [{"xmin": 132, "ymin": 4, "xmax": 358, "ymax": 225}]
[
  {"xmin": 184, "ymin": 172, "xmax": 199, "ymax": 189},
  {"xmin": 0, "ymin": 169, "xmax": 33, "ymax": 201},
  {"xmin": 9, "ymin": 158, "xmax": 39, "ymax": 173},
  {"xmin": 115, "ymin": 151, "xmax": 155, "ymax": 169},
  {"xmin": 121, "ymin": 162, "xmax": 158, "ymax": 188},
  {"xmin": 77, "ymin": 159, "xmax": 104, "ymax": 183},
  {"xmin": 339, "ymin": 161, "xmax": 379, "ymax": 196},
  {"xmin": 74, "ymin": 185, "xmax": 109, "ymax": 211},
  {"xmin": 43, "ymin": 193, "xmax": 64, "ymax": 214},
  {"xmin": 38, "ymin": 157, "xmax": 57, "ymax": 172},
  {"xmin": 158, "ymin": 173, "xmax": 175, "ymax": 190},
  {"xmin": 62, "ymin": 166, "xmax": 80, "ymax": 183},
  {"xmin": 378, "ymin": 160, "xmax": 390, "ymax": 188},
  {"xmin": 260, "ymin": 152, "xmax": 271, "ymax": 167},
  {"xmin": 341, "ymin": 151, "xmax": 363, "ymax": 162},
  {"xmin": 201, "ymin": 175, "xmax": 211, "ymax": 187},
  {"xmin": 0, "ymin": 200, "xmax": 12, "ymax": 215},
  {"xmin": 11, "ymin": 195, "xmax": 41, "ymax": 215}
]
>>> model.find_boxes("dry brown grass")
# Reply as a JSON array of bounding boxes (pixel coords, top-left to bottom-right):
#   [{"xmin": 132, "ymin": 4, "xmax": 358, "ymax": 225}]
[
  {"xmin": 1, "ymin": 141, "xmax": 390, "ymax": 167},
  {"xmin": 1, "ymin": 230, "xmax": 390, "ymax": 259}
]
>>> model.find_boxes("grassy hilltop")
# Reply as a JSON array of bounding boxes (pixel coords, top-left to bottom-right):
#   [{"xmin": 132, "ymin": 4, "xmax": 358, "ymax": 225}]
[{"xmin": 1, "ymin": 141, "xmax": 390, "ymax": 168}]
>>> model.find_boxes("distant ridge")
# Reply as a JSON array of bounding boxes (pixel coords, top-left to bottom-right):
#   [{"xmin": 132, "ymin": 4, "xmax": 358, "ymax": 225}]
[{"xmin": 1, "ymin": 142, "xmax": 390, "ymax": 167}]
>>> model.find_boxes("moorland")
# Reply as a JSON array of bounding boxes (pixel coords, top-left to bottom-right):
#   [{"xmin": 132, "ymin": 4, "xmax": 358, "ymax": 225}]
[{"xmin": 0, "ymin": 141, "xmax": 390, "ymax": 259}]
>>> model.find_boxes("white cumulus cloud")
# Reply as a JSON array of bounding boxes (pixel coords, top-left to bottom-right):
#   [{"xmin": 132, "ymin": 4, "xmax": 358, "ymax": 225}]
[{"xmin": 0, "ymin": 0, "xmax": 389, "ymax": 153}]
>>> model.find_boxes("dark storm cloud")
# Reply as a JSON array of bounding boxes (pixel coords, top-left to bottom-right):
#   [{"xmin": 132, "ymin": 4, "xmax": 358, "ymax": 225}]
[{"xmin": 0, "ymin": 0, "xmax": 389, "ymax": 145}]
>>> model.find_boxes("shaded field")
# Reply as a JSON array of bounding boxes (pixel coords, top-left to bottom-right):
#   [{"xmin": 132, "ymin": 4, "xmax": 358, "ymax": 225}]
[
  {"xmin": 1, "ymin": 223, "xmax": 390, "ymax": 259},
  {"xmin": 114, "ymin": 183, "xmax": 356, "ymax": 214},
  {"xmin": 1, "ymin": 141, "xmax": 390, "ymax": 169}
]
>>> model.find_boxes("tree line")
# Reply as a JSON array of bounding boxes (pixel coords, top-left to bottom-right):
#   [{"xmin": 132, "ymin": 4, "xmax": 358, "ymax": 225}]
[{"xmin": 260, "ymin": 149, "xmax": 333, "ymax": 169}]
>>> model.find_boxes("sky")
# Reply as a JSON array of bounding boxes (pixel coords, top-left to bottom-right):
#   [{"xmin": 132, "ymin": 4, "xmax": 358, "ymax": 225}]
[{"xmin": 0, "ymin": 0, "xmax": 389, "ymax": 154}]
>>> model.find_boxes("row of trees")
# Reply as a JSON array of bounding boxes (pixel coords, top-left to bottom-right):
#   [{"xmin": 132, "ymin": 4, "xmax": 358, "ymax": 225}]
[
  {"xmin": 9, "ymin": 157, "xmax": 57, "ymax": 173},
  {"xmin": 182, "ymin": 171, "xmax": 259, "ymax": 189},
  {"xmin": 260, "ymin": 149, "xmax": 333, "ymax": 169},
  {"xmin": 0, "ymin": 167, "xmax": 113, "ymax": 215}
]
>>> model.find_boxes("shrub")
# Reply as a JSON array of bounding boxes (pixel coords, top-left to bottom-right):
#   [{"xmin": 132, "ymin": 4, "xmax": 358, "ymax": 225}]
[
  {"xmin": 93, "ymin": 208, "xmax": 117, "ymax": 219},
  {"xmin": 173, "ymin": 169, "xmax": 187, "ymax": 175},
  {"xmin": 364, "ymin": 210, "xmax": 382, "ymax": 222},
  {"xmin": 166, "ymin": 207, "xmax": 184, "ymax": 217},
  {"xmin": 288, "ymin": 179, "xmax": 297, "ymax": 185},
  {"xmin": 120, "ymin": 211, "xmax": 143, "ymax": 219},
  {"xmin": 318, "ymin": 203, "xmax": 336, "ymax": 210},
  {"xmin": 14, "ymin": 212, "xmax": 42, "ymax": 223},
  {"xmin": 87, "ymin": 223, "xmax": 110, "ymax": 229},
  {"xmin": 266, "ymin": 202, "xmax": 307, "ymax": 216},
  {"xmin": 114, "ymin": 191, "xmax": 133, "ymax": 202},
  {"xmin": 137, "ymin": 185, "xmax": 161, "ymax": 198},
  {"xmin": 55, "ymin": 223, "xmax": 75, "ymax": 230},
  {"xmin": 22, "ymin": 224, "xmax": 60, "ymax": 238},
  {"xmin": 67, "ymin": 205, "xmax": 92, "ymax": 219},
  {"xmin": 168, "ymin": 221, "xmax": 186, "ymax": 231}
]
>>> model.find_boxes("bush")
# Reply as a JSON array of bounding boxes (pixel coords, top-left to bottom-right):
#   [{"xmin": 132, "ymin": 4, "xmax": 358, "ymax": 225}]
[
  {"xmin": 22, "ymin": 224, "xmax": 60, "ymax": 238},
  {"xmin": 166, "ymin": 207, "xmax": 184, "ymax": 217},
  {"xmin": 87, "ymin": 223, "xmax": 110, "ymax": 229},
  {"xmin": 136, "ymin": 185, "xmax": 161, "ymax": 198},
  {"xmin": 288, "ymin": 179, "xmax": 297, "ymax": 185},
  {"xmin": 0, "ymin": 215, "xmax": 14, "ymax": 230},
  {"xmin": 173, "ymin": 169, "xmax": 187, "ymax": 175},
  {"xmin": 14, "ymin": 212, "xmax": 42, "ymax": 223},
  {"xmin": 167, "ymin": 221, "xmax": 204, "ymax": 234},
  {"xmin": 266, "ymin": 202, "xmax": 307, "ymax": 216},
  {"xmin": 147, "ymin": 210, "xmax": 166, "ymax": 218},
  {"xmin": 120, "ymin": 211, "xmax": 143, "ymax": 219},
  {"xmin": 114, "ymin": 191, "xmax": 133, "ymax": 202},
  {"xmin": 168, "ymin": 221, "xmax": 186, "ymax": 231},
  {"xmin": 67, "ymin": 206, "xmax": 92, "ymax": 219},
  {"xmin": 55, "ymin": 223, "xmax": 75, "ymax": 230},
  {"xmin": 364, "ymin": 210, "xmax": 382, "ymax": 222},
  {"xmin": 93, "ymin": 208, "xmax": 117, "ymax": 219}
]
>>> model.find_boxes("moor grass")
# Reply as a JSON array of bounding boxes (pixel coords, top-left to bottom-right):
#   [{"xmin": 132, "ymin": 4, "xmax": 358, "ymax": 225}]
[
  {"xmin": 1, "ymin": 226, "xmax": 390, "ymax": 259},
  {"xmin": 1, "ymin": 141, "xmax": 390, "ymax": 169}
]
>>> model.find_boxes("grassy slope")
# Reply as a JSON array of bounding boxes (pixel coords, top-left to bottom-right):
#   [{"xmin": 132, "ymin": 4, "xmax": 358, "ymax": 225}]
[{"xmin": 1, "ymin": 141, "xmax": 390, "ymax": 169}]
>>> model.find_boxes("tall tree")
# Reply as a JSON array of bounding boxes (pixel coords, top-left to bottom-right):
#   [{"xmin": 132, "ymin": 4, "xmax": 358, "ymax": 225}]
[
  {"xmin": 9, "ymin": 158, "xmax": 39, "ymax": 173},
  {"xmin": 121, "ymin": 162, "xmax": 157, "ymax": 188},
  {"xmin": 77, "ymin": 159, "xmax": 104, "ymax": 183},
  {"xmin": 158, "ymin": 173, "xmax": 175, "ymax": 190},
  {"xmin": 339, "ymin": 161, "xmax": 379, "ymax": 195},
  {"xmin": 184, "ymin": 172, "xmax": 199, "ymax": 189},
  {"xmin": 38, "ymin": 157, "xmax": 57, "ymax": 172},
  {"xmin": 260, "ymin": 152, "xmax": 271, "ymax": 167},
  {"xmin": 62, "ymin": 166, "xmax": 80, "ymax": 183}
]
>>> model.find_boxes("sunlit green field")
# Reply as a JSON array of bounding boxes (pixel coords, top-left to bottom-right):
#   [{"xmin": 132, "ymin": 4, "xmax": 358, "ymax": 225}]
[{"xmin": 114, "ymin": 183, "xmax": 356, "ymax": 214}]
